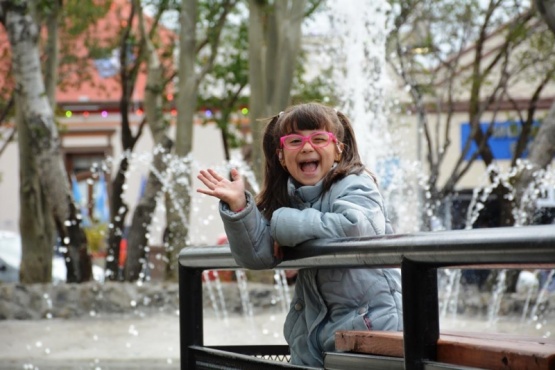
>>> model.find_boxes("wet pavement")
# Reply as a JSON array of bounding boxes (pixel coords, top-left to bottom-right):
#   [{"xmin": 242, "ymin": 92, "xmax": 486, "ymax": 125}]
[
  {"xmin": 1, "ymin": 310, "xmax": 553, "ymax": 369},
  {"xmin": 0, "ymin": 312, "xmax": 287, "ymax": 370}
]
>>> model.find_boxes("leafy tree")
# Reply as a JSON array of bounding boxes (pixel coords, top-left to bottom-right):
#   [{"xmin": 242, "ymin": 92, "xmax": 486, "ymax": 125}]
[
  {"xmin": 247, "ymin": 0, "xmax": 324, "ymax": 182},
  {"xmin": 0, "ymin": 0, "xmax": 94, "ymax": 282},
  {"xmin": 388, "ymin": 0, "xmax": 555, "ymax": 230},
  {"xmin": 124, "ymin": 0, "xmax": 176, "ymax": 281},
  {"xmin": 100, "ymin": 0, "xmax": 177, "ymax": 280},
  {"xmin": 165, "ymin": 0, "xmax": 239, "ymax": 280},
  {"xmin": 197, "ymin": 8, "xmax": 250, "ymax": 162},
  {"xmin": 513, "ymin": 0, "xmax": 555, "ymax": 223}
]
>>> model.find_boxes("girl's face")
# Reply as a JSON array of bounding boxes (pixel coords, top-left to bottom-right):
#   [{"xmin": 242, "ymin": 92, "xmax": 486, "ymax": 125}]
[{"xmin": 279, "ymin": 129, "xmax": 341, "ymax": 186}]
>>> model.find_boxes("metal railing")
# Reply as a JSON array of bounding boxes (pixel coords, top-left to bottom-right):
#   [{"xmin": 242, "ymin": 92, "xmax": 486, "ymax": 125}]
[{"xmin": 179, "ymin": 224, "xmax": 555, "ymax": 370}]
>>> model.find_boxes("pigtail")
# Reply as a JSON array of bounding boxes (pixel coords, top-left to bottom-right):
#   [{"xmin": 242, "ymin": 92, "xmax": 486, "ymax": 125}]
[
  {"xmin": 256, "ymin": 113, "xmax": 292, "ymax": 220},
  {"xmin": 338, "ymin": 110, "xmax": 378, "ymax": 183},
  {"xmin": 336, "ymin": 111, "xmax": 362, "ymax": 166},
  {"xmin": 323, "ymin": 110, "xmax": 372, "ymax": 190}
]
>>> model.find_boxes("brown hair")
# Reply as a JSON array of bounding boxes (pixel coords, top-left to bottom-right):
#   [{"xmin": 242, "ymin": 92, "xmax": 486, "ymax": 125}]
[{"xmin": 256, "ymin": 102, "xmax": 370, "ymax": 220}]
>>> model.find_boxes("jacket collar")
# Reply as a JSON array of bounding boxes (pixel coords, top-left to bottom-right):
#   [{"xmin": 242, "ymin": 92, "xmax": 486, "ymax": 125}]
[{"xmin": 287, "ymin": 177, "xmax": 324, "ymax": 204}]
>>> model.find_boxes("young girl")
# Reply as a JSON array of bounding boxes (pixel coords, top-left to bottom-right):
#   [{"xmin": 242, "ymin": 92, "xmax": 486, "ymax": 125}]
[{"xmin": 197, "ymin": 102, "xmax": 402, "ymax": 367}]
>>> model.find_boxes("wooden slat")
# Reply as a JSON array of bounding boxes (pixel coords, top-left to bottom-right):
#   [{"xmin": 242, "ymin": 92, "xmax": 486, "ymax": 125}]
[
  {"xmin": 335, "ymin": 331, "xmax": 405, "ymax": 357},
  {"xmin": 335, "ymin": 330, "xmax": 555, "ymax": 370},
  {"xmin": 442, "ymin": 330, "xmax": 555, "ymax": 345}
]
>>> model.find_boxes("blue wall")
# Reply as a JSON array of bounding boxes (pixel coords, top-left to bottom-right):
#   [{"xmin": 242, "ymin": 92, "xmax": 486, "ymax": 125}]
[{"xmin": 460, "ymin": 120, "xmax": 539, "ymax": 160}]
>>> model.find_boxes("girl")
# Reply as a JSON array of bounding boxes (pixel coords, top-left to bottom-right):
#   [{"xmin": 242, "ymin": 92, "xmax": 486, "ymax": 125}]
[{"xmin": 197, "ymin": 102, "xmax": 403, "ymax": 367}]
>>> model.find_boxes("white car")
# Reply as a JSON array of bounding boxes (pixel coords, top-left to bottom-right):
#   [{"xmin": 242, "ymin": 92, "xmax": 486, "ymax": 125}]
[{"xmin": 0, "ymin": 230, "xmax": 104, "ymax": 283}]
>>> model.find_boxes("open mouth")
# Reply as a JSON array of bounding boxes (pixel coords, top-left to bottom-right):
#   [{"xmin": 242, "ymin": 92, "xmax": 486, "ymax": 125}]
[{"xmin": 300, "ymin": 160, "xmax": 319, "ymax": 173}]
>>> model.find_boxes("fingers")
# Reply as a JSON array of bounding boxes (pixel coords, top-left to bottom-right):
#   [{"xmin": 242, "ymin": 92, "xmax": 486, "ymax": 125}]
[
  {"xmin": 230, "ymin": 168, "xmax": 241, "ymax": 181},
  {"xmin": 198, "ymin": 169, "xmax": 221, "ymax": 185},
  {"xmin": 207, "ymin": 168, "xmax": 224, "ymax": 182},
  {"xmin": 273, "ymin": 241, "xmax": 283, "ymax": 259},
  {"xmin": 196, "ymin": 168, "xmax": 244, "ymax": 203},
  {"xmin": 198, "ymin": 168, "xmax": 241, "ymax": 187}
]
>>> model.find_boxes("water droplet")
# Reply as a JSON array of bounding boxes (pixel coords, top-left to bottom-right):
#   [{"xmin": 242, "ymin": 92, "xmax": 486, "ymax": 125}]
[
  {"xmin": 35, "ymin": 341, "xmax": 43, "ymax": 348},
  {"xmin": 128, "ymin": 325, "xmax": 139, "ymax": 336}
]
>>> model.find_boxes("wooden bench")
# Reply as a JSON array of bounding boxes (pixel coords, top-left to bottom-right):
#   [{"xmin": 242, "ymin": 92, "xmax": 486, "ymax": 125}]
[{"xmin": 335, "ymin": 330, "xmax": 555, "ymax": 369}]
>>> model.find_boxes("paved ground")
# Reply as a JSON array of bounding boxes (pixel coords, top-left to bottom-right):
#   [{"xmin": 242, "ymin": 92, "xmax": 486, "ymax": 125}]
[
  {"xmin": 1, "ymin": 310, "xmax": 553, "ymax": 370},
  {"xmin": 0, "ymin": 312, "xmax": 287, "ymax": 370}
]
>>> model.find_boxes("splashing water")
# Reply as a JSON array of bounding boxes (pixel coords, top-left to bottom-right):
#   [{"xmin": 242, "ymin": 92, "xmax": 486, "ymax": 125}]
[
  {"xmin": 326, "ymin": 1, "xmax": 421, "ymax": 233},
  {"xmin": 530, "ymin": 269, "xmax": 555, "ymax": 326},
  {"xmin": 487, "ymin": 269, "xmax": 507, "ymax": 327},
  {"xmin": 328, "ymin": 1, "xmax": 393, "ymax": 171},
  {"xmin": 440, "ymin": 269, "xmax": 462, "ymax": 320},
  {"xmin": 273, "ymin": 270, "xmax": 292, "ymax": 313}
]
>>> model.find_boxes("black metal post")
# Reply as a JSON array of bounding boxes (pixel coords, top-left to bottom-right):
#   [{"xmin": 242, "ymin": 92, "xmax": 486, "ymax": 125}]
[
  {"xmin": 401, "ymin": 258, "xmax": 439, "ymax": 370},
  {"xmin": 179, "ymin": 263, "xmax": 203, "ymax": 370}
]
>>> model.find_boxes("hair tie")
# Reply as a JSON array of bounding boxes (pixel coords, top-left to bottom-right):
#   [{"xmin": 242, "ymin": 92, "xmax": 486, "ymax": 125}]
[{"xmin": 278, "ymin": 111, "xmax": 284, "ymax": 117}]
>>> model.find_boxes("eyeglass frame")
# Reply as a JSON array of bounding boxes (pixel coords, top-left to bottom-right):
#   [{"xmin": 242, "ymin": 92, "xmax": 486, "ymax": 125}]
[{"xmin": 279, "ymin": 131, "xmax": 338, "ymax": 150}]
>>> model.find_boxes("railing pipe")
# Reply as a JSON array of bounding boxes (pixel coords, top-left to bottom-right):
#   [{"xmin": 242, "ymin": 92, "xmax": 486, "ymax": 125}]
[{"xmin": 179, "ymin": 225, "xmax": 555, "ymax": 269}]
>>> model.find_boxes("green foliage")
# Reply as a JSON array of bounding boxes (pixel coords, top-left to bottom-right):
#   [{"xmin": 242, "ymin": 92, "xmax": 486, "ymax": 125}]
[
  {"xmin": 62, "ymin": 0, "xmax": 111, "ymax": 36},
  {"xmin": 197, "ymin": 0, "xmax": 333, "ymax": 153},
  {"xmin": 291, "ymin": 52, "xmax": 338, "ymax": 106},
  {"xmin": 84, "ymin": 223, "xmax": 108, "ymax": 254}
]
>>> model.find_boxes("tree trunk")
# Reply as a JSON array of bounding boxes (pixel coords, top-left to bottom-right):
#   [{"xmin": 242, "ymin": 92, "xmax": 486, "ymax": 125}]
[
  {"xmin": 513, "ymin": 102, "xmax": 555, "ymax": 224},
  {"xmin": 506, "ymin": 0, "xmax": 555, "ymax": 225},
  {"xmin": 104, "ymin": 2, "xmax": 146, "ymax": 280},
  {"xmin": 125, "ymin": 0, "xmax": 174, "ymax": 281},
  {"xmin": 14, "ymin": 0, "xmax": 59, "ymax": 284},
  {"xmin": 1, "ymin": 0, "xmax": 91, "ymax": 283},
  {"xmin": 536, "ymin": 0, "xmax": 555, "ymax": 33},
  {"xmin": 165, "ymin": 0, "xmax": 197, "ymax": 281},
  {"xmin": 248, "ymin": 0, "xmax": 306, "ymax": 183},
  {"xmin": 17, "ymin": 94, "xmax": 55, "ymax": 283},
  {"xmin": 247, "ymin": 0, "xmax": 269, "ymax": 182},
  {"xmin": 44, "ymin": 0, "xmax": 60, "ymax": 112}
]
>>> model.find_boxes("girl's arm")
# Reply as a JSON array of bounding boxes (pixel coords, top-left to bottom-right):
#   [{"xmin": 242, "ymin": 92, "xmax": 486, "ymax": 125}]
[
  {"xmin": 271, "ymin": 174, "xmax": 388, "ymax": 247},
  {"xmin": 219, "ymin": 192, "xmax": 280, "ymax": 269},
  {"xmin": 197, "ymin": 168, "xmax": 278, "ymax": 269}
]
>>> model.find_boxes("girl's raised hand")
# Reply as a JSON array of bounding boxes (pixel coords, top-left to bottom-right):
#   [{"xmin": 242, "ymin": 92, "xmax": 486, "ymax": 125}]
[{"xmin": 197, "ymin": 168, "xmax": 246, "ymax": 212}]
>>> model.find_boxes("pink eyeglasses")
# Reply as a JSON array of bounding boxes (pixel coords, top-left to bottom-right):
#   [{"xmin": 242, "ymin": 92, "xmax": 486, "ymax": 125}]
[{"xmin": 280, "ymin": 131, "xmax": 337, "ymax": 150}]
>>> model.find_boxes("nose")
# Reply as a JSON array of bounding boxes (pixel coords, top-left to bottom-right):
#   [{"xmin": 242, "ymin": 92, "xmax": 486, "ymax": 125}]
[{"xmin": 301, "ymin": 139, "xmax": 314, "ymax": 152}]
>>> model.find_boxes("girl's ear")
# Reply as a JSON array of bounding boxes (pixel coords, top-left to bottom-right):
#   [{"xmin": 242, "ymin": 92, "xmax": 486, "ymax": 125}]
[
  {"xmin": 335, "ymin": 142, "xmax": 344, "ymax": 162},
  {"xmin": 277, "ymin": 149, "xmax": 286, "ymax": 168}
]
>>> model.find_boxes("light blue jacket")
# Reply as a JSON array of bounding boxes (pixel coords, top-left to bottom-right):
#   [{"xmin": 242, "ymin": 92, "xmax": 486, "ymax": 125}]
[{"xmin": 219, "ymin": 173, "xmax": 403, "ymax": 367}]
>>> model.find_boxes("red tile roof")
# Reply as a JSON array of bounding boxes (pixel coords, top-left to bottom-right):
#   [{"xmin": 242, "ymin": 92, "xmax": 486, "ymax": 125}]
[{"xmin": 1, "ymin": 0, "xmax": 176, "ymax": 112}]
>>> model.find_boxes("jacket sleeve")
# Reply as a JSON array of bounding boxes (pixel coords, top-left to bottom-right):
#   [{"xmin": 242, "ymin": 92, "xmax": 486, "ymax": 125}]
[
  {"xmin": 219, "ymin": 191, "xmax": 279, "ymax": 270},
  {"xmin": 270, "ymin": 174, "xmax": 388, "ymax": 247}
]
